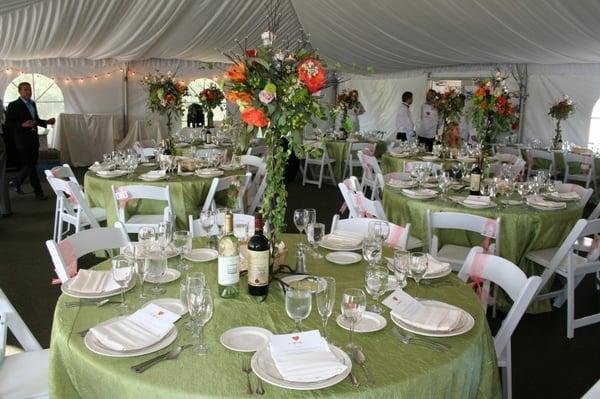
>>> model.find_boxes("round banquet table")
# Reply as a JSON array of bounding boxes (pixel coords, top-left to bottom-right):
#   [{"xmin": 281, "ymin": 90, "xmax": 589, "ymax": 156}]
[
  {"xmin": 49, "ymin": 234, "xmax": 501, "ymax": 399},
  {"xmin": 84, "ymin": 165, "xmax": 246, "ymax": 229},
  {"xmin": 380, "ymin": 152, "xmax": 459, "ymax": 175},
  {"xmin": 382, "ymin": 187, "xmax": 584, "ymax": 312}
]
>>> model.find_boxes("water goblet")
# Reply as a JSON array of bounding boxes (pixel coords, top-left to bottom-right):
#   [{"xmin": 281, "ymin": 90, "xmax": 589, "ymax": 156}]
[
  {"xmin": 200, "ymin": 210, "xmax": 216, "ymax": 245},
  {"xmin": 293, "ymin": 209, "xmax": 307, "ymax": 235},
  {"xmin": 362, "ymin": 238, "xmax": 382, "ymax": 267},
  {"xmin": 187, "ymin": 287, "xmax": 214, "ymax": 355},
  {"xmin": 173, "ymin": 231, "xmax": 191, "ymax": 271},
  {"xmin": 112, "ymin": 255, "xmax": 133, "ymax": 314},
  {"xmin": 285, "ymin": 288, "xmax": 312, "ymax": 332},
  {"xmin": 306, "ymin": 222, "xmax": 325, "ymax": 259},
  {"xmin": 145, "ymin": 249, "xmax": 167, "ymax": 295},
  {"xmin": 341, "ymin": 288, "xmax": 366, "ymax": 353},
  {"xmin": 156, "ymin": 221, "xmax": 172, "ymax": 252},
  {"xmin": 234, "ymin": 222, "xmax": 249, "ymax": 243},
  {"xmin": 364, "ymin": 265, "xmax": 389, "ymax": 314},
  {"xmin": 316, "ymin": 277, "xmax": 336, "ymax": 343},
  {"xmin": 409, "ymin": 252, "xmax": 428, "ymax": 299},
  {"xmin": 129, "ymin": 243, "xmax": 148, "ymax": 303},
  {"xmin": 393, "ymin": 250, "xmax": 409, "ymax": 289},
  {"xmin": 368, "ymin": 221, "xmax": 390, "ymax": 243}
]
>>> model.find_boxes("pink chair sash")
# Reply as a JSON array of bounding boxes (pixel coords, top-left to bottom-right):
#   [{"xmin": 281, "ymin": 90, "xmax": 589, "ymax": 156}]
[
  {"xmin": 386, "ymin": 224, "xmax": 405, "ymax": 248},
  {"xmin": 481, "ymin": 219, "xmax": 498, "ymax": 253},
  {"xmin": 587, "ymin": 235, "xmax": 600, "ymax": 261},
  {"xmin": 352, "ymin": 192, "xmax": 373, "ymax": 218},
  {"xmin": 468, "ymin": 252, "xmax": 495, "ymax": 305},
  {"xmin": 115, "ymin": 187, "xmax": 132, "ymax": 209},
  {"xmin": 52, "ymin": 239, "xmax": 78, "ymax": 284}
]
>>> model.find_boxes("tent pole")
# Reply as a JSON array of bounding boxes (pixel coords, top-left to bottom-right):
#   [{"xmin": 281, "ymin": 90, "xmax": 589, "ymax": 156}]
[
  {"xmin": 123, "ymin": 62, "xmax": 129, "ymax": 137},
  {"xmin": 517, "ymin": 64, "xmax": 528, "ymax": 143}
]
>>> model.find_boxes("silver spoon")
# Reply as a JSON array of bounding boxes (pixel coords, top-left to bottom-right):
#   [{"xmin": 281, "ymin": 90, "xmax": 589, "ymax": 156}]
[
  {"xmin": 352, "ymin": 349, "xmax": 374, "ymax": 385},
  {"xmin": 131, "ymin": 345, "xmax": 193, "ymax": 373},
  {"xmin": 64, "ymin": 299, "xmax": 111, "ymax": 308}
]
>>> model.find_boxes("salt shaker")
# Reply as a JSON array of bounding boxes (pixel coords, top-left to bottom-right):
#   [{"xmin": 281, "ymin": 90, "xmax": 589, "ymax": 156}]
[{"xmin": 295, "ymin": 243, "xmax": 307, "ymax": 274}]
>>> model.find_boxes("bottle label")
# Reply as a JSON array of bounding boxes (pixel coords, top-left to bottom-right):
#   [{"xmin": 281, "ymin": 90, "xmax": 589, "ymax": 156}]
[
  {"xmin": 218, "ymin": 255, "xmax": 240, "ymax": 285},
  {"xmin": 470, "ymin": 173, "xmax": 481, "ymax": 192},
  {"xmin": 248, "ymin": 250, "xmax": 269, "ymax": 287}
]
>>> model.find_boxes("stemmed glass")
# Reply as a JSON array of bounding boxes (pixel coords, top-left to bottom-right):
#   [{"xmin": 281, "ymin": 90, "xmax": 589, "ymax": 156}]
[
  {"xmin": 368, "ymin": 221, "xmax": 390, "ymax": 243},
  {"xmin": 364, "ymin": 265, "xmax": 389, "ymax": 314},
  {"xmin": 187, "ymin": 287, "xmax": 214, "ymax": 355},
  {"xmin": 393, "ymin": 250, "xmax": 409, "ymax": 289},
  {"xmin": 306, "ymin": 222, "xmax": 325, "ymax": 259},
  {"xmin": 145, "ymin": 249, "xmax": 167, "ymax": 295},
  {"xmin": 409, "ymin": 252, "xmax": 428, "ymax": 299},
  {"xmin": 437, "ymin": 172, "xmax": 451, "ymax": 200},
  {"xmin": 285, "ymin": 288, "xmax": 312, "ymax": 332},
  {"xmin": 156, "ymin": 221, "xmax": 172, "ymax": 253},
  {"xmin": 341, "ymin": 288, "xmax": 366, "ymax": 353},
  {"xmin": 173, "ymin": 230, "xmax": 191, "ymax": 271},
  {"xmin": 182, "ymin": 272, "xmax": 206, "ymax": 331},
  {"xmin": 128, "ymin": 243, "xmax": 148, "ymax": 303},
  {"xmin": 293, "ymin": 209, "xmax": 308, "ymax": 236},
  {"xmin": 138, "ymin": 226, "xmax": 156, "ymax": 250},
  {"xmin": 362, "ymin": 238, "xmax": 382, "ymax": 267},
  {"xmin": 112, "ymin": 255, "xmax": 133, "ymax": 314},
  {"xmin": 215, "ymin": 207, "xmax": 228, "ymax": 239},
  {"xmin": 316, "ymin": 277, "xmax": 336, "ymax": 342},
  {"xmin": 200, "ymin": 210, "xmax": 216, "ymax": 246}
]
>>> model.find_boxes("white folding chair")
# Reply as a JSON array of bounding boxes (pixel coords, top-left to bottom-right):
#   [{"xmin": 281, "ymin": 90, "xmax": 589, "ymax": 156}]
[
  {"xmin": 46, "ymin": 176, "xmax": 107, "ymax": 241},
  {"xmin": 201, "ymin": 173, "xmax": 252, "ymax": 213},
  {"xmin": 458, "ymin": 247, "xmax": 542, "ymax": 399},
  {"xmin": 241, "ymin": 155, "xmax": 266, "ymax": 205},
  {"xmin": 46, "ymin": 222, "xmax": 130, "ymax": 283},
  {"xmin": 582, "ymin": 379, "xmax": 600, "ymax": 399},
  {"xmin": 357, "ymin": 150, "xmax": 383, "ymax": 200},
  {"xmin": 427, "ymin": 210, "xmax": 501, "ymax": 271},
  {"xmin": 189, "ymin": 213, "xmax": 254, "ymax": 238},
  {"xmin": 525, "ymin": 218, "xmax": 600, "ymax": 338},
  {"xmin": 0, "ymin": 289, "xmax": 49, "ymax": 399},
  {"xmin": 302, "ymin": 143, "xmax": 336, "ymax": 189},
  {"xmin": 345, "ymin": 142, "xmax": 372, "ymax": 179},
  {"xmin": 246, "ymin": 145, "xmax": 268, "ymax": 158},
  {"xmin": 330, "ymin": 215, "xmax": 413, "ymax": 251},
  {"xmin": 111, "ymin": 185, "xmax": 173, "ymax": 234},
  {"xmin": 403, "ymin": 161, "xmax": 442, "ymax": 174},
  {"xmin": 526, "ymin": 149, "xmax": 556, "ymax": 179},
  {"xmin": 47, "ymin": 164, "xmax": 79, "ymax": 184},
  {"xmin": 337, "ymin": 180, "xmax": 387, "ymax": 220},
  {"xmin": 553, "ymin": 182, "xmax": 593, "ymax": 207},
  {"xmin": 563, "ymin": 152, "xmax": 597, "ymax": 192},
  {"xmin": 247, "ymin": 172, "xmax": 268, "ymax": 216}
]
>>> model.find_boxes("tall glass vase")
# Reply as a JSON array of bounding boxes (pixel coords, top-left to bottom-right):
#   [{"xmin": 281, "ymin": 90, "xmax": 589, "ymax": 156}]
[
  {"xmin": 552, "ymin": 120, "xmax": 562, "ymax": 150},
  {"xmin": 207, "ymin": 109, "xmax": 214, "ymax": 128}
]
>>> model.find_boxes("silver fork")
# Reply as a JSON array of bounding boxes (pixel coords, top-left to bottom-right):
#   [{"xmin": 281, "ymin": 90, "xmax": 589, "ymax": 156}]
[
  {"xmin": 392, "ymin": 328, "xmax": 450, "ymax": 351},
  {"xmin": 242, "ymin": 358, "xmax": 253, "ymax": 395}
]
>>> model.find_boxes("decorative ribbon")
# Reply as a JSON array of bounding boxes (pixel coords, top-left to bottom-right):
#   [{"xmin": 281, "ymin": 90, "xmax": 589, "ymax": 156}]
[
  {"xmin": 570, "ymin": 184, "xmax": 579, "ymax": 192},
  {"xmin": 386, "ymin": 224, "xmax": 405, "ymax": 248},
  {"xmin": 352, "ymin": 191, "xmax": 373, "ymax": 218},
  {"xmin": 339, "ymin": 179, "xmax": 357, "ymax": 214},
  {"xmin": 587, "ymin": 235, "xmax": 600, "ymax": 261},
  {"xmin": 52, "ymin": 239, "xmax": 78, "ymax": 284},
  {"xmin": 481, "ymin": 219, "xmax": 498, "ymax": 253},
  {"xmin": 468, "ymin": 252, "xmax": 496, "ymax": 305},
  {"xmin": 115, "ymin": 187, "xmax": 132, "ymax": 209}
]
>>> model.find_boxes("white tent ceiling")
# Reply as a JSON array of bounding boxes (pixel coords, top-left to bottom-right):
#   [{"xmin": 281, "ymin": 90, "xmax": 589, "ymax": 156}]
[{"xmin": 0, "ymin": 0, "xmax": 599, "ymax": 73}]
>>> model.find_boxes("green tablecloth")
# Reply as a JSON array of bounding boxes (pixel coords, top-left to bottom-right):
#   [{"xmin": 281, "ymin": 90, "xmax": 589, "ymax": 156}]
[
  {"xmin": 323, "ymin": 140, "xmax": 386, "ymax": 182},
  {"xmin": 380, "ymin": 153, "xmax": 458, "ymax": 175},
  {"xmin": 49, "ymin": 234, "xmax": 501, "ymax": 399},
  {"xmin": 382, "ymin": 188, "xmax": 584, "ymax": 312},
  {"xmin": 84, "ymin": 165, "xmax": 245, "ymax": 230}
]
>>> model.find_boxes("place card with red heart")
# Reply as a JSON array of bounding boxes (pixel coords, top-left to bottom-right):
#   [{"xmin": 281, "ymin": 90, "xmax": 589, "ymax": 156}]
[
  {"xmin": 382, "ymin": 288, "xmax": 422, "ymax": 315},
  {"xmin": 269, "ymin": 330, "xmax": 328, "ymax": 355}
]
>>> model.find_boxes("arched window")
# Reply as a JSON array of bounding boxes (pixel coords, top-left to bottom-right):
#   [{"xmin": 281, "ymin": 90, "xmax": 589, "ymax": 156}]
[
  {"xmin": 3, "ymin": 73, "xmax": 65, "ymax": 131},
  {"xmin": 181, "ymin": 78, "xmax": 226, "ymax": 127},
  {"xmin": 589, "ymin": 98, "xmax": 600, "ymax": 146}
]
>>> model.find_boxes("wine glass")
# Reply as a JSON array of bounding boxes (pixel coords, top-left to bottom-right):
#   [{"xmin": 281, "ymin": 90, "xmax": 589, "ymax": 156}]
[
  {"xmin": 341, "ymin": 288, "xmax": 366, "ymax": 353},
  {"xmin": 234, "ymin": 222, "xmax": 249, "ymax": 242},
  {"xmin": 187, "ymin": 287, "xmax": 214, "ymax": 355},
  {"xmin": 215, "ymin": 207, "xmax": 228, "ymax": 239},
  {"xmin": 138, "ymin": 226, "xmax": 156, "ymax": 250},
  {"xmin": 129, "ymin": 243, "xmax": 148, "ymax": 302},
  {"xmin": 306, "ymin": 222, "xmax": 325, "ymax": 259},
  {"xmin": 156, "ymin": 221, "xmax": 172, "ymax": 252},
  {"xmin": 145, "ymin": 249, "xmax": 167, "ymax": 295},
  {"xmin": 112, "ymin": 255, "xmax": 133, "ymax": 314},
  {"xmin": 393, "ymin": 250, "xmax": 409, "ymax": 289},
  {"xmin": 409, "ymin": 252, "xmax": 428, "ymax": 299},
  {"xmin": 305, "ymin": 208, "xmax": 316, "ymax": 228},
  {"xmin": 200, "ymin": 210, "xmax": 216, "ymax": 245},
  {"xmin": 173, "ymin": 230, "xmax": 191, "ymax": 271},
  {"xmin": 181, "ymin": 271, "xmax": 206, "ymax": 331},
  {"xmin": 362, "ymin": 238, "xmax": 382, "ymax": 267},
  {"xmin": 368, "ymin": 221, "xmax": 390, "ymax": 243},
  {"xmin": 285, "ymin": 288, "xmax": 312, "ymax": 332},
  {"xmin": 293, "ymin": 209, "xmax": 307, "ymax": 235},
  {"xmin": 437, "ymin": 172, "xmax": 451, "ymax": 200},
  {"xmin": 364, "ymin": 265, "xmax": 389, "ymax": 314},
  {"xmin": 316, "ymin": 277, "xmax": 336, "ymax": 342}
]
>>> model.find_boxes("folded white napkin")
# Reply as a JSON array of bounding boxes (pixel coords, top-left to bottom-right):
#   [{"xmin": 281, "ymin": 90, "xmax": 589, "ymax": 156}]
[
  {"xmin": 550, "ymin": 191, "xmax": 580, "ymax": 200},
  {"xmin": 96, "ymin": 170, "xmax": 116, "ymax": 176},
  {"xmin": 68, "ymin": 269, "xmax": 121, "ymax": 294},
  {"xmin": 463, "ymin": 195, "xmax": 491, "ymax": 206},
  {"xmin": 387, "ymin": 178, "xmax": 414, "ymax": 188},
  {"xmin": 402, "ymin": 188, "xmax": 437, "ymax": 197},
  {"xmin": 269, "ymin": 330, "xmax": 347, "ymax": 382},
  {"xmin": 90, "ymin": 304, "xmax": 179, "ymax": 351},
  {"xmin": 527, "ymin": 196, "xmax": 566, "ymax": 209},
  {"xmin": 425, "ymin": 255, "xmax": 450, "ymax": 276},
  {"xmin": 143, "ymin": 170, "xmax": 166, "ymax": 178},
  {"xmin": 324, "ymin": 231, "xmax": 363, "ymax": 247}
]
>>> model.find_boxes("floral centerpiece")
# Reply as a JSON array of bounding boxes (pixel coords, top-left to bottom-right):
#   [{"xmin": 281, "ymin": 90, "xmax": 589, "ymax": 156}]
[
  {"xmin": 330, "ymin": 89, "xmax": 357, "ymax": 135},
  {"xmin": 470, "ymin": 71, "xmax": 516, "ymax": 154},
  {"xmin": 548, "ymin": 95, "xmax": 575, "ymax": 149},
  {"xmin": 436, "ymin": 89, "xmax": 465, "ymax": 127},
  {"xmin": 198, "ymin": 85, "xmax": 225, "ymax": 128},
  {"xmin": 140, "ymin": 71, "xmax": 188, "ymax": 144},
  {"xmin": 222, "ymin": 31, "xmax": 327, "ymax": 243}
]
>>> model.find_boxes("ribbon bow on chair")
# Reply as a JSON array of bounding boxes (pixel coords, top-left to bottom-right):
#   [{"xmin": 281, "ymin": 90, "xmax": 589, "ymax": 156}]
[
  {"xmin": 52, "ymin": 240, "xmax": 78, "ymax": 284},
  {"xmin": 468, "ymin": 252, "xmax": 495, "ymax": 306},
  {"xmin": 481, "ymin": 219, "xmax": 498, "ymax": 254}
]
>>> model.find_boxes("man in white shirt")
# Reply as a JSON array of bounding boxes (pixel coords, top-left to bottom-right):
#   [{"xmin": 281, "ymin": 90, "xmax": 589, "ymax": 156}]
[
  {"xmin": 395, "ymin": 91, "xmax": 414, "ymax": 141},
  {"xmin": 418, "ymin": 89, "xmax": 440, "ymax": 151}
]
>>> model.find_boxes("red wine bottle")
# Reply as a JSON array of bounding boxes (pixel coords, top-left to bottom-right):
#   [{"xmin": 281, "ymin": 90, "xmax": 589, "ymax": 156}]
[
  {"xmin": 247, "ymin": 214, "xmax": 270, "ymax": 296},
  {"xmin": 469, "ymin": 157, "xmax": 482, "ymax": 195}
]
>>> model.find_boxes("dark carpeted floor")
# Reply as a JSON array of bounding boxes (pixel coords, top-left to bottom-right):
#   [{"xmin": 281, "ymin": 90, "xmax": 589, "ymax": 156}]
[{"xmin": 1, "ymin": 167, "xmax": 599, "ymax": 398}]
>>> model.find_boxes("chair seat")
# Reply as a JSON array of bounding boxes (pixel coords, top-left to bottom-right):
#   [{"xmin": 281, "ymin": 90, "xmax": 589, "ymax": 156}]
[
  {"xmin": 526, "ymin": 247, "xmax": 589, "ymax": 274},
  {"xmin": 0, "ymin": 349, "xmax": 49, "ymax": 399},
  {"xmin": 437, "ymin": 244, "xmax": 472, "ymax": 270},
  {"xmin": 406, "ymin": 235, "xmax": 424, "ymax": 250},
  {"xmin": 125, "ymin": 214, "xmax": 164, "ymax": 225}
]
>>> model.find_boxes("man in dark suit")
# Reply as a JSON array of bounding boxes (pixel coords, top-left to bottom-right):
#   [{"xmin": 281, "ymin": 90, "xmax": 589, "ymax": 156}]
[{"xmin": 5, "ymin": 82, "xmax": 55, "ymax": 200}]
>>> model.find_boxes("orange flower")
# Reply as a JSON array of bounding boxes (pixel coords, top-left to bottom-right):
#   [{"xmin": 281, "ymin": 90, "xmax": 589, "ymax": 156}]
[
  {"xmin": 175, "ymin": 81, "xmax": 187, "ymax": 94},
  {"xmin": 241, "ymin": 107, "xmax": 269, "ymax": 128},
  {"xmin": 225, "ymin": 90, "xmax": 253, "ymax": 105},
  {"xmin": 475, "ymin": 87, "xmax": 486, "ymax": 97},
  {"xmin": 296, "ymin": 58, "xmax": 326, "ymax": 94},
  {"xmin": 164, "ymin": 93, "xmax": 175, "ymax": 104},
  {"xmin": 224, "ymin": 63, "xmax": 247, "ymax": 83}
]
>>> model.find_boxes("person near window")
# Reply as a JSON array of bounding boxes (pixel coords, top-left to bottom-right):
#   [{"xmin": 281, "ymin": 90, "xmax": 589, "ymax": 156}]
[
  {"xmin": 0, "ymin": 99, "xmax": 11, "ymax": 216},
  {"xmin": 337, "ymin": 89, "xmax": 365, "ymax": 134},
  {"xmin": 5, "ymin": 82, "xmax": 55, "ymax": 200},
  {"xmin": 418, "ymin": 89, "xmax": 440, "ymax": 151},
  {"xmin": 395, "ymin": 91, "xmax": 414, "ymax": 141}
]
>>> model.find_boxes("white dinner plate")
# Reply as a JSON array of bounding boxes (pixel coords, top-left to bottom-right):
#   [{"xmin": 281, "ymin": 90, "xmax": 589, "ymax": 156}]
[
  {"xmin": 319, "ymin": 235, "xmax": 363, "ymax": 251},
  {"xmin": 138, "ymin": 174, "xmax": 167, "ymax": 181},
  {"xmin": 61, "ymin": 276, "xmax": 136, "ymax": 299},
  {"xmin": 220, "ymin": 326, "xmax": 273, "ymax": 352},
  {"xmin": 385, "ymin": 257, "xmax": 451, "ymax": 280},
  {"xmin": 177, "ymin": 172, "xmax": 195, "ymax": 177},
  {"xmin": 251, "ymin": 344, "xmax": 351, "ymax": 391},
  {"xmin": 325, "ymin": 251, "xmax": 362, "ymax": 265},
  {"xmin": 84, "ymin": 316, "xmax": 178, "ymax": 358},
  {"xmin": 195, "ymin": 169, "xmax": 224, "ymax": 178},
  {"xmin": 527, "ymin": 202, "xmax": 566, "ymax": 211},
  {"xmin": 401, "ymin": 190, "xmax": 438, "ymax": 200},
  {"xmin": 184, "ymin": 248, "xmax": 218, "ymax": 262},
  {"xmin": 95, "ymin": 170, "xmax": 129, "ymax": 178},
  {"xmin": 544, "ymin": 193, "xmax": 580, "ymax": 202},
  {"xmin": 390, "ymin": 300, "xmax": 475, "ymax": 337},
  {"xmin": 144, "ymin": 268, "xmax": 181, "ymax": 284},
  {"xmin": 421, "ymin": 156, "xmax": 440, "ymax": 161},
  {"xmin": 459, "ymin": 200, "xmax": 497, "ymax": 209},
  {"xmin": 335, "ymin": 311, "xmax": 387, "ymax": 333},
  {"xmin": 142, "ymin": 298, "xmax": 187, "ymax": 316}
]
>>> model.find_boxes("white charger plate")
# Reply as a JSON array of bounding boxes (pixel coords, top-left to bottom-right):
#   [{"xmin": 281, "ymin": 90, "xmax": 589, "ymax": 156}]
[
  {"xmin": 142, "ymin": 298, "xmax": 187, "ymax": 316},
  {"xmin": 220, "ymin": 326, "xmax": 273, "ymax": 352},
  {"xmin": 544, "ymin": 193, "xmax": 580, "ymax": 202},
  {"xmin": 138, "ymin": 175, "xmax": 167, "ymax": 181},
  {"xmin": 61, "ymin": 276, "xmax": 136, "ymax": 299},
  {"xmin": 84, "ymin": 316, "xmax": 178, "ymax": 358},
  {"xmin": 251, "ymin": 344, "xmax": 351, "ymax": 391},
  {"xmin": 401, "ymin": 190, "xmax": 438, "ymax": 200},
  {"xmin": 195, "ymin": 169, "xmax": 224, "ymax": 178},
  {"xmin": 319, "ymin": 235, "xmax": 363, "ymax": 251},
  {"xmin": 527, "ymin": 202, "xmax": 566, "ymax": 211},
  {"xmin": 144, "ymin": 268, "xmax": 181, "ymax": 284},
  {"xmin": 325, "ymin": 251, "xmax": 362, "ymax": 265},
  {"xmin": 390, "ymin": 300, "xmax": 475, "ymax": 337},
  {"xmin": 95, "ymin": 170, "xmax": 129, "ymax": 178},
  {"xmin": 184, "ymin": 248, "xmax": 218, "ymax": 262},
  {"xmin": 459, "ymin": 200, "xmax": 497, "ymax": 209},
  {"xmin": 335, "ymin": 311, "xmax": 387, "ymax": 333}
]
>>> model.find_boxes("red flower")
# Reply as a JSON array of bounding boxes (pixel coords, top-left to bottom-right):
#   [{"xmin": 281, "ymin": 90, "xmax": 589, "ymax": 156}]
[
  {"xmin": 241, "ymin": 107, "xmax": 269, "ymax": 128},
  {"xmin": 164, "ymin": 93, "xmax": 175, "ymax": 104},
  {"xmin": 246, "ymin": 49, "xmax": 257, "ymax": 58},
  {"xmin": 175, "ymin": 81, "xmax": 187, "ymax": 94},
  {"xmin": 296, "ymin": 58, "xmax": 326, "ymax": 94}
]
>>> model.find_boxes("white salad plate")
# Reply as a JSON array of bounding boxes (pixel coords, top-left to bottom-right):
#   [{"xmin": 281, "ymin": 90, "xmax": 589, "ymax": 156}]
[
  {"xmin": 220, "ymin": 326, "xmax": 273, "ymax": 352},
  {"xmin": 144, "ymin": 268, "xmax": 181, "ymax": 284},
  {"xmin": 325, "ymin": 251, "xmax": 362, "ymax": 265},
  {"xmin": 184, "ymin": 248, "xmax": 218, "ymax": 262},
  {"xmin": 335, "ymin": 311, "xmax": 387, "ymax": 333},
  {"xmin": 390, "ymin": 300, "xmax": 475, "ymax": 337}
]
